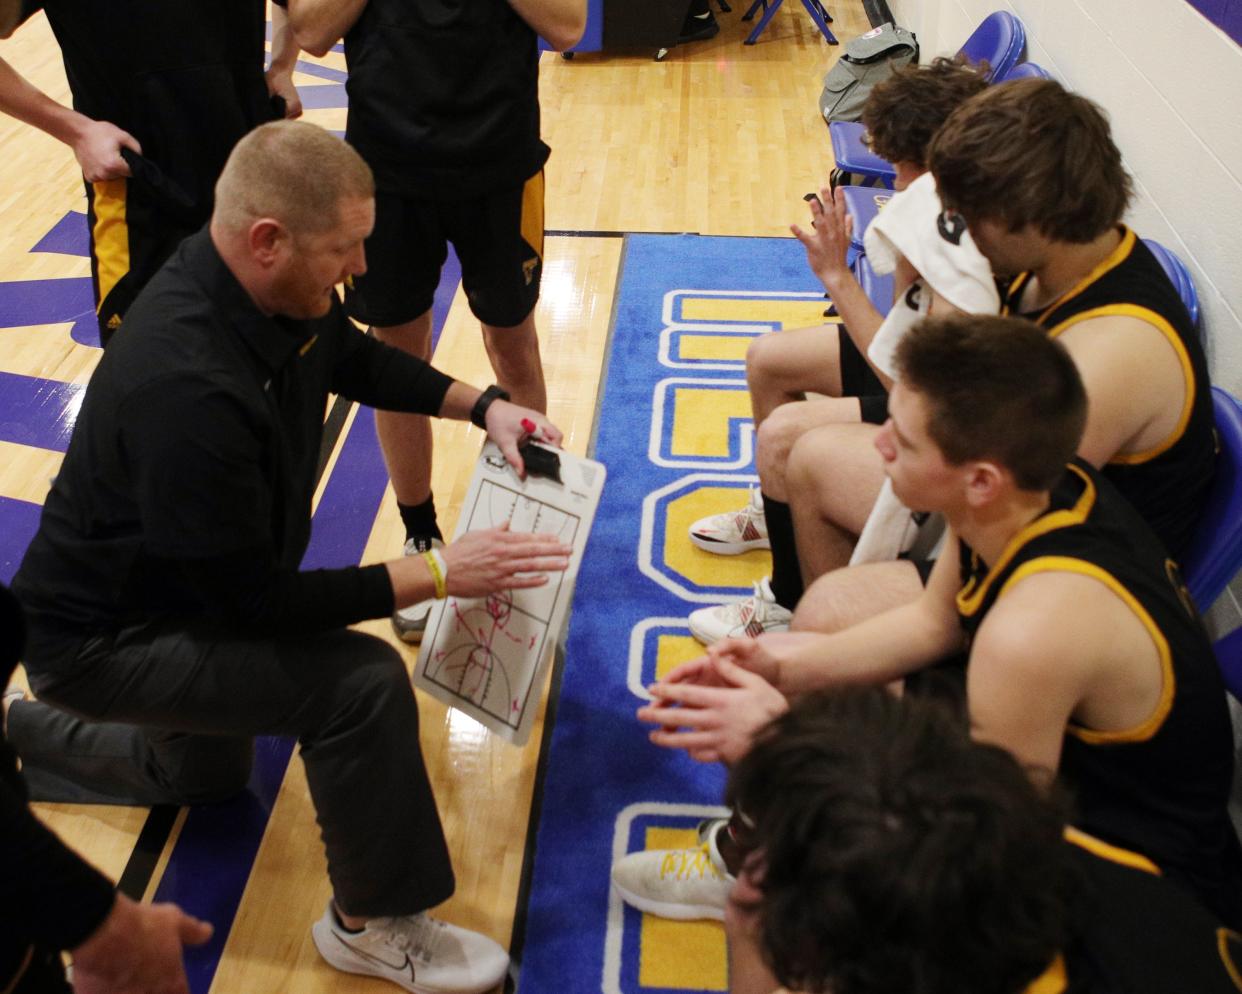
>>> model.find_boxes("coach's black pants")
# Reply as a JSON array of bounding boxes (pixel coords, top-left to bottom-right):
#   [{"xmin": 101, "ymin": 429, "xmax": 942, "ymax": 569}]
[{"xmin": 7, "ymin": 618, "xmax": 454, "ymax": 918}]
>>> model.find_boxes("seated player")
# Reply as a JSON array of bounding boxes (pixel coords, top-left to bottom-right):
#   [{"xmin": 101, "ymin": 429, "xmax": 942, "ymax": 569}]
[
  {"xmin": 621, "ymin": 314, "xmax": 1242, "ymax": 928},
  {"xmin": 781, "ymin": 77, "xmax": 1215, "ymax": 637},
  {"xmin": 724, "ymin": 687, "xmax": 1242, "ymax": 994},
  {"xmin": 684, "ymin": 58, "xmax": 988, "ymax": 640}
]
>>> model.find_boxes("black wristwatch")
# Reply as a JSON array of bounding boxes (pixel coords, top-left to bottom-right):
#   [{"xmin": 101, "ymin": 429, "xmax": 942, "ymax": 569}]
[{"xmin": 470, "ymin": 384, "xmax": 511, "ymax": 430}]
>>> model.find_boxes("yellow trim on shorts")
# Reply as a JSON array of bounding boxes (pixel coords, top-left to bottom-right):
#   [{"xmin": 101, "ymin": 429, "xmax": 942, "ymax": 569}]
[
  {"xmin": 1047, "ymin": 304, "xmax": 1196, "ymax": 465},
  {"xmin": 1023, "ymin": 953, "xmax": 1068, "ymax": 994},
  {"xmin": 997, "ymin": 556, "xmax": 1175, "ymax": 744},
  {"xmin": 91, "ymin": 178, "xmax": 130, "ymax": 313},
  {"xmin": 521, "ymin": 169, "xmax": 545, "ymax": 263},
  {"xmin": 1217, "ymin": 929, "xmax": 1242, "ymax": 991},
  {"xmin": 956, "ymin": 463, "xmax": 1095, "ymax": 617},
  {"xmin": 1064, "ymin": 825, "xmax": 1162, "ymax": 875}
]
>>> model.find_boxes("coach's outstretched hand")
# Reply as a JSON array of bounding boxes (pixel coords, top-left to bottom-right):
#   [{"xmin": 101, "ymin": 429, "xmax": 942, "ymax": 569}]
[
  {"xmin": 484, "ymin": 400, "xmax": 563, "ymax": 479},
  {"xmin": 442, "ymin": 523, "xmax": 571, "ymax": 598}
]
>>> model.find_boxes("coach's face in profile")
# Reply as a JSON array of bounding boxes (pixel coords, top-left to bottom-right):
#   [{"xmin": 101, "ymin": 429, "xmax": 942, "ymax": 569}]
[{"xmin": 270, "ymin": 194, "xmax": 374, "ymax": 320}]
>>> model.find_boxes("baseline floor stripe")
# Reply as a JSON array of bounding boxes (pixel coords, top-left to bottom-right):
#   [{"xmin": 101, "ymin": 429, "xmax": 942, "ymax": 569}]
[
  {"xmin": 0, "ymin": 372, "xmax": 84, "ymax": 452},
  {"xmin": 0, "ymin": 496, "xmax": 42, "ymax": 586},
  {"xmin": 29, "ymin": 211, "xmax": 90, "ymax": 258},
  {"xmin": 0, "ymin": 277, "xmax": 95, "ymax": 331}
]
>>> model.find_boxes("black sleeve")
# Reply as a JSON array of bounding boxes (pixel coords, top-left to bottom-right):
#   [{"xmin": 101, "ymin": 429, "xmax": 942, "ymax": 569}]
[
  {"xmin": 119, "ymin": 379, "xmax": 396, "ymax": 635},
  {"xmin": 330, "ymin": 322, "xmax": 455, "ymax": 415},
  {"xmin": 0, "ymin": 749, "xmax": 115, "ymax": 950},
  {"xmin": 168, "ymin": 553, "xmax": 395, "ymax": 636}
]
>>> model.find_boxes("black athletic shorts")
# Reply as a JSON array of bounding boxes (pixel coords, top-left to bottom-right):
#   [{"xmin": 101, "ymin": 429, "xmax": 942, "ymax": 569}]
[
  {"xmin": 346, "ymin": 170, "xmax": 545, "ymax": 329},
  {"xmin": 837, "ymin": 326, "xmax": 889, "ymax": 424},
  {"xmin": 87, "ymin": 150, "xmax": 204, "ymax": 347}
]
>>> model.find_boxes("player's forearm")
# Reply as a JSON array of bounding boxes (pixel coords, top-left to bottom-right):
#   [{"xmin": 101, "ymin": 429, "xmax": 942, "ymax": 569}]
[
  {"xmin": 285, "ymin": 0, "xmax": 367, "ymax": 56},
  {"xmin": 821, "ymin": 268, "xmax": 892, "ymax": 390},
  {"xmin": 779, "ymin": 602, "xmax": 960, "ymax": 695},
  {"xmin": 506, "ymin": 0, "xmax": 586, "ymax": 50},
  {"xmin": 0, "ymin": 55, "xmax": 91, "ymax": 147},
  {"xmin": 268, "ymin": 6, "xmax": 300, "ymax": 73}
]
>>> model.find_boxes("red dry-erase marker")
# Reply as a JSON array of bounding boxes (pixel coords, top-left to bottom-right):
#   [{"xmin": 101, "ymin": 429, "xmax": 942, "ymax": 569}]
[{"xmin": 521, "ymin": 418, "xmax": 537, "ymax": 434}]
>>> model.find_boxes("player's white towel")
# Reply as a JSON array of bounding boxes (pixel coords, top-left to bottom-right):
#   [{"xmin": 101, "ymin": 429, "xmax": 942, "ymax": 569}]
[
  {"xmin": 861, "ymin": 171, "xmax": 999, "ymax": 380},
  {"xmin": 851, "ymin": 173, "xmax": 999, "ymax": 566}
]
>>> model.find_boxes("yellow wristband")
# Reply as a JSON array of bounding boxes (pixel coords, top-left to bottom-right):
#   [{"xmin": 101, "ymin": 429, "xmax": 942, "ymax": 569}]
[{"xmin": 420, "ymin": 549, "xmax": 448, "ymax": 599}]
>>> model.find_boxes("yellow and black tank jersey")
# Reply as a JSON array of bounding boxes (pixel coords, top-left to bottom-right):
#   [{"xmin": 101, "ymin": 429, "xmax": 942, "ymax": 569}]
[
  {"xmin": 17, "ymin": 0, "xmax": 276, "ymax": 222},
  {"xmin": 1001, "ymin": 227, "xmax": 1216, "ymax": 560},
  {"xmin": 1024, "ymin": 829, "xmax": 1242, "ymax": 994},
  {"xmin": 957, "ymin": 459, "xmax": 1242, "ymax": 927}
]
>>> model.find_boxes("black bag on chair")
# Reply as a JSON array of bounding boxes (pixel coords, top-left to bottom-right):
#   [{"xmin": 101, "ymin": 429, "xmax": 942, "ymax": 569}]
[{"xmin": 818, "ymin": 22, "xmax": 918, "ymax": 123}]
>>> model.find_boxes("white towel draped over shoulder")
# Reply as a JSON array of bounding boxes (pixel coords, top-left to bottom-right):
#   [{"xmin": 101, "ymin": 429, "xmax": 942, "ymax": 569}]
[{"xmin": 849, "ymin": 172, "xmax": 999, "ymax": 566}]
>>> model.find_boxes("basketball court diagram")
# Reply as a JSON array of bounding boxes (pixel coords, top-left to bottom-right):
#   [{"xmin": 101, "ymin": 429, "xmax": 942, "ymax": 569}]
[{"xmin": 415, "ymin": 443, "xmax": 606, "ymax": 744}]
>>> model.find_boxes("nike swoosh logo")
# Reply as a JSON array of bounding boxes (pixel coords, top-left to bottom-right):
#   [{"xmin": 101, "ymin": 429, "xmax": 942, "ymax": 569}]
[{"xmin": 333, "ymin": 933, "xmax": 418, "ymax": 981}]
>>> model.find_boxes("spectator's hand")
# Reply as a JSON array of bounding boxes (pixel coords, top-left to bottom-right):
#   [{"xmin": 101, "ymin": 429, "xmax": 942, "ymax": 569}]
[
  {"xmin": 73, "ymin": 120, "xmax": 142, "ymax": 182},
  {"xmin": 637, "ymin": 655, "xmax": 789, "ymax": 764},
  {"xmin": 484, "ymin": 400, "xmax": 564, "ymax": 479},
  {"xmin": 71, "ymin": 893, "xmax": 212, "ymax": 994},
  {"xmin": 265, "ymin": 67, "xmax": 304, "ymax": 119},
  {"xmin": 441, "ymin": 523, "xmax": 571, "ymax": 597},
  {"xmin": 790, "ymin": 185, "xmax": 853, "ymax": 288}
]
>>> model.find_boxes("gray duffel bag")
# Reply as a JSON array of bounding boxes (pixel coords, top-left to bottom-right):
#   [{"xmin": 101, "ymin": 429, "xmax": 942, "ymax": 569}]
[{"xmin": 819, "ymin": 22, "xmax": 918, "ymax": 123}]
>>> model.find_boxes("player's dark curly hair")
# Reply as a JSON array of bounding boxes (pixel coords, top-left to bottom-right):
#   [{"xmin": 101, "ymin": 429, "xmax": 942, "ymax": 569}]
[
  {"xmin": 861, "ymin": 56, "xmax": 990, "ymax": 168},
  {"xmin": 726, "ymin": 688, "xmax": 1076, "ymax": 994}
]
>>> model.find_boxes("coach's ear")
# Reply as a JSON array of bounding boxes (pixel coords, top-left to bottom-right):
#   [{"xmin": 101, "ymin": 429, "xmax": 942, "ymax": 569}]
[
  {"xmin": 963, "ymin": 460, "xmax": 1006, "ymax": 509},
  {"xmin": 247, "ymin": 218, "xmax": 291, "ymax": 268}
]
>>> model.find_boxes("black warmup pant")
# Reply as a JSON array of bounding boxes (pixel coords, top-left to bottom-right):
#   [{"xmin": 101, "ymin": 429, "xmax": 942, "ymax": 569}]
[{"xmin": 7, "ymin": 618, "xmax": 454, "ymax": 918}]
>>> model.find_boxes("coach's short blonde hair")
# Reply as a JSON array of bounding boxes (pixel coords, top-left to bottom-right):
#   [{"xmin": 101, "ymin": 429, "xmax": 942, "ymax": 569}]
[{"xmin": 214, "ymin": 120, "xmax": 374, "ymax": 236}]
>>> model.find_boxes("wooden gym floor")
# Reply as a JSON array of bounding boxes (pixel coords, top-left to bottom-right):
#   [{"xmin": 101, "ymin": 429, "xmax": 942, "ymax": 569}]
[{"xmin": 0, "ymin": 2, "xmax": 864, "ymax": 988}]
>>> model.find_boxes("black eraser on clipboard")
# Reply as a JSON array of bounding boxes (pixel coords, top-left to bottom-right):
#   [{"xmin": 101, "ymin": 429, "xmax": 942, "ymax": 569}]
[{"xmin": 519, "ymin": 440, "xmax": 563, "ymax": 484}]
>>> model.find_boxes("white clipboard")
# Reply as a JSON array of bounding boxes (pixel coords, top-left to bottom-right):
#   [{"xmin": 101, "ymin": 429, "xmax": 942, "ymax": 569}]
[{"xmin": 412, "ymin": 441, "xmax": 606, "ymax": 745}]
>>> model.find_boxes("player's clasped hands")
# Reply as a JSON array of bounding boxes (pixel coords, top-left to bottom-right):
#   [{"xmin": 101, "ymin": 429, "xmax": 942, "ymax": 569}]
[
  {"xmin": 637, "ymin": 639, "xmax": 791, "ymax": 766},
  {"xmin": 442, "ymin": 523, "xmax": 571, "ymax": 598}
]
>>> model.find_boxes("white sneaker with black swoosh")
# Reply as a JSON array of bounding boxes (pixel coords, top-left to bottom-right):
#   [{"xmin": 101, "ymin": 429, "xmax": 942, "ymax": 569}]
[{"xmin": 312, "ymin": 903, "xmax": 509, "ymax": 994}]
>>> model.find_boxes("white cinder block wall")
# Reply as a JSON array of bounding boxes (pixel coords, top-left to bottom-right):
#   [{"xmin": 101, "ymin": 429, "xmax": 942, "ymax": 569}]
[{"xmin": 886, "ymin": 0, "xmax": 1242, "ymax": 630}]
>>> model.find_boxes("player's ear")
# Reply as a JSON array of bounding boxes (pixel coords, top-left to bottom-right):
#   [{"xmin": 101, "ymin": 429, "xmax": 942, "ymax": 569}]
[{"xmin": 964, "ymin": 460, "xmax": 1005, "ymax": 508}]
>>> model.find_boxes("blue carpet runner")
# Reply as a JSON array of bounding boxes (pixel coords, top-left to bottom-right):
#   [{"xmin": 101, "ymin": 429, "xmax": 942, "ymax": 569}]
[{"xmin": 519, "ymin": 233, "xmax": 830, "ymax": 994}]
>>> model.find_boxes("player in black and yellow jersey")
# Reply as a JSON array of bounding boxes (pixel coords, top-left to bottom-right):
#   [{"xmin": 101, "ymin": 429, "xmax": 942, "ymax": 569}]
[
  {"xmin": 786, "ymin": 78, "xmax": 1215, "ymax": 637},
  {"xmin": 637, "ymin": 315, "xmax": 1242, "ymax": 926},
  {"xmin": 724, "ymin": 687, "xmax": 1242, "ymax": 994},
  {"xmin": 0, "ymin": 0, "xmax": 302, "ymax": 346}
]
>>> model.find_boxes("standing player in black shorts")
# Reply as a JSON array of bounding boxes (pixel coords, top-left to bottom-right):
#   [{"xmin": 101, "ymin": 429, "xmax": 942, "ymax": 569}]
[
  {"xmin": 0, "ymin": 0, "xmax": 302, "ymax": 347},
  {"xmin": 288, "ymin": 0, "xmax": 586, "ymax": 643}
]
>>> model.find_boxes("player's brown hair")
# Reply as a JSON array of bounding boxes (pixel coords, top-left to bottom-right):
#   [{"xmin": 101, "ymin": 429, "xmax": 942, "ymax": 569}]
[
  {"xmin": 928, "ymin": 78, "xmax": 1132, "ymax": 243},
  {"xmin": 894, "ymin": 313, "xmax": 1087, "ymax": 491},
  {"xmin": 861, "ymin": 56, "xmax": 989, "ymax": 168}
]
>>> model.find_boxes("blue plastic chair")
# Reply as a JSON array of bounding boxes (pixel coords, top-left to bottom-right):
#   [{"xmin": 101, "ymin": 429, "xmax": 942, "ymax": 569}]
[
  {"xmin": 743, "ymin": 0, "xmax": 837, "ymax": 46},
  {"xmin": 1143, "ymin": 239, "xmax": 1202, "ymax": 333},
  {"xmin": 852, "ymin": 253, "xmax": 895, "ymax": 319},
  {"xmin": 1182, "ymin": 388, "xmax": 1242, "ymax": 611},
  {"xmin": 829, "ymin": 11, "xmax": 1028, "ymax": 189},
  {"xmin": 839, "ymin": 185, "xmax": 894, "ymax": 266},
  {"xmin": 1214, "ymin": 626, "xmax": 1242, "ymax": 702},
  {"xmin": 995, "ymin": 60, "xmax": 1051, "ymax": 81}
]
